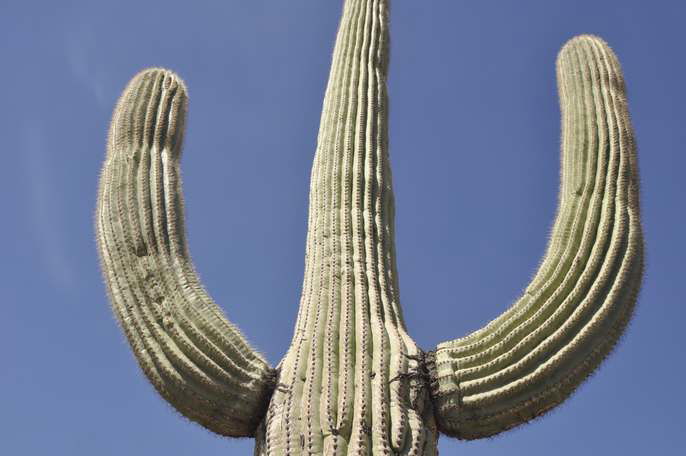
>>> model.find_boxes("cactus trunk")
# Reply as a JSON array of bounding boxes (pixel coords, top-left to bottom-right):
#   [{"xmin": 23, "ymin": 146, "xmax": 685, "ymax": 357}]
[{"xmin": 255, "ymin": 0, "xmax": 438, "ymax": 454}]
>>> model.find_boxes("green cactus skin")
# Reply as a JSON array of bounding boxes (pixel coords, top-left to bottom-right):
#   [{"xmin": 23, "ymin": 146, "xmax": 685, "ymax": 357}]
[
  {"xmin": 95, "ymin": 0, "xmax": 643, "ymax": 454},
  {"xmin": 96, "ymin": 69, "xmax": 275, "ymax": 437},
  {"xmin": 255, "ymin": 1, "xmax": 438, "ymax": 454},
  {"xmin": 426, "ymin": 34, "xmax": 644, "ymax": 440}
]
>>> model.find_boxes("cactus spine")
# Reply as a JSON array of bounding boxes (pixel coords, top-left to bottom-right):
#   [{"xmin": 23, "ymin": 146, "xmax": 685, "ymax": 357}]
[{"xmin": 95, "ymin": 0, "xmax": 643, "ymax": 455}]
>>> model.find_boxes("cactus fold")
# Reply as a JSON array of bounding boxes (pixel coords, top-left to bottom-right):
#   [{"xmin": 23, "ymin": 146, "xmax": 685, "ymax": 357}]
[{"xmin": 96, "ymin": 0, "xmax": 643, "ymax": 454}]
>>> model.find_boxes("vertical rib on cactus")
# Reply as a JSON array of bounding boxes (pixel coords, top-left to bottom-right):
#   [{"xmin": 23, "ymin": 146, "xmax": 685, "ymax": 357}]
[
  {"xmin": 96, "ymin": 69, "xmax": 275, "ymax": 437},
  {"xmin": 259, "ymin": 0, "xmax": 438, "ymax": 454},
  {"xmin": 427, "ymin": 35, "xmax": 643, "ymax": 440}
]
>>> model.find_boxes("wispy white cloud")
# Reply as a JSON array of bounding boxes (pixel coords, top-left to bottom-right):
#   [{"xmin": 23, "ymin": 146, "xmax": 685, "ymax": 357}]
[
  {"xmin": 64, "ymin": 24, "xmax": 111, "ymax": 109},
  {"xmin": 22, "ymin": 124, "xmax": 76, "ymax": 292}
]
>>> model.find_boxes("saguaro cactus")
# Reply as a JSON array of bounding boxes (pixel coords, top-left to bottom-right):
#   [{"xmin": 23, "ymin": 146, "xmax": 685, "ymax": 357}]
[{"xmin": 95, "ymin": 1, "xmax": 643, "ymax": 455}]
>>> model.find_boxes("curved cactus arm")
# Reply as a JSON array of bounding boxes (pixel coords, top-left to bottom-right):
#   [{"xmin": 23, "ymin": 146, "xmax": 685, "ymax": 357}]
[
  {"xmin": 96, "ymin": 69, "xmax": 275, "ymax": 437},
  {"xmin": 426, "ymin": 35, "xmax": 644, "ymax": 440}
]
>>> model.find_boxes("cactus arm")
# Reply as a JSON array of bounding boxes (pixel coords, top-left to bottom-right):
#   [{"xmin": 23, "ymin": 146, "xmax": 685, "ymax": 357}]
[
  {"xmin": 96, "ymin": 69, "xmax": 275, "ymax": 437},
  {"xmin": 427, "ymin": 35, "xmax": 644, "ymax": 440}
]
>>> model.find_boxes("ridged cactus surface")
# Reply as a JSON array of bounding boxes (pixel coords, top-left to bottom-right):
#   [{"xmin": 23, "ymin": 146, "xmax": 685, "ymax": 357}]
[
  {"xmin": 427, "ymin": 34, "xmax": 644, "ymax": 440},
  {"xmin": 256, "ymin": 0, "xmax": 437, "ymax": 454},
  {"xmin": 95, "ymin": 0, "xmax": 643, "ymax": 455},
  {"xmin": 96, "ymin": 69, "xmax": 275, "ymax": 436}
]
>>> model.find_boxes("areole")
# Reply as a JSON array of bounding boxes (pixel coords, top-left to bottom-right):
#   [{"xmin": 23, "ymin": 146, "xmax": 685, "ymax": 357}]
[{"xmin": 96, "ymin": 0, "xmax": 644, "ymax": 455}]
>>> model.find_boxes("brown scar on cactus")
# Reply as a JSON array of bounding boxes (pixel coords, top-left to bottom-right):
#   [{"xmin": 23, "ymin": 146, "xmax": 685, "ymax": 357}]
[{"xmin": 96, "ymin": 1, "xmax": 643, "ymax": 454}]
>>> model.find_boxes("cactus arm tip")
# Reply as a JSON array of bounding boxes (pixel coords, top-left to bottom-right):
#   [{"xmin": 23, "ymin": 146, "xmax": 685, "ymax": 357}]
[
  {"xmin": 427, "ymin": 34, "xmax": 644, "ymax": 440},
  {"xmin": 96, "ymin": 68, "xmax": 275, "ymax": 437}
]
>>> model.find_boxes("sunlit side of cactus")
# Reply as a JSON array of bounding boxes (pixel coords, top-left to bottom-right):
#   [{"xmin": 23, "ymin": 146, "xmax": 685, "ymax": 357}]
[
  {"xmin": 426, "ymin": 33, "xmax": 643, "ymax": 440},
  {"xmin": 95, "ymin": 0, "xmax": 643, "ymax": 454}
]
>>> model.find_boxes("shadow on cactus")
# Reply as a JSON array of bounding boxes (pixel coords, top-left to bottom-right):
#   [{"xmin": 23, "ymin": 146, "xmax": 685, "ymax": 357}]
[{"xmin": 95, "ymin": 1, "xmax": 643, "ymax": 454}]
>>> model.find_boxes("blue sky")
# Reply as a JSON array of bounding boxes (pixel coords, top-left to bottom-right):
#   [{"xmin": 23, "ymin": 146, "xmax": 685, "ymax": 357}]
[{"xmin": 2, "ymin": 1, "xmax": 684, "ymax": 454}]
